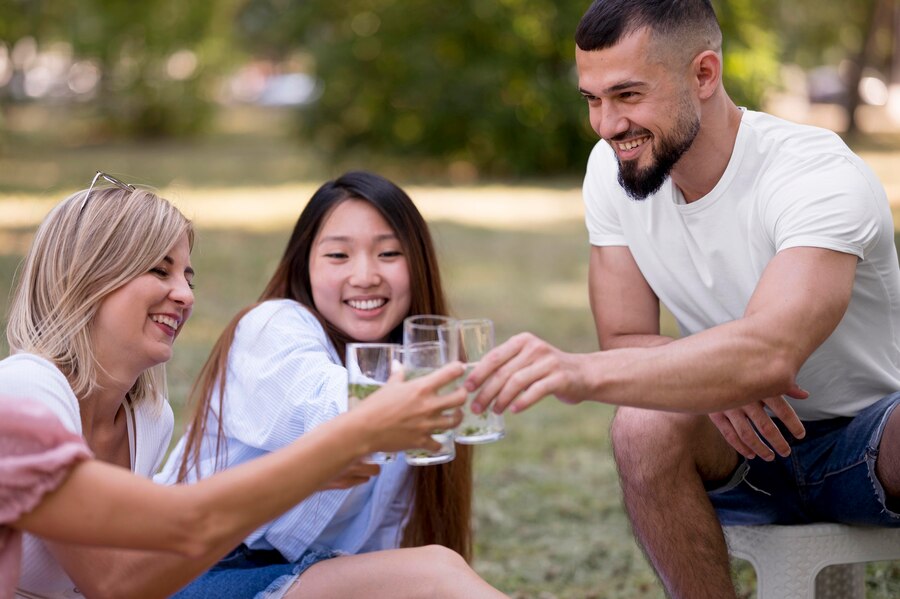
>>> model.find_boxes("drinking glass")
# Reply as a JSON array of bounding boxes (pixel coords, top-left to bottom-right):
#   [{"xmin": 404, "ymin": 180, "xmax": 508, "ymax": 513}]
[
  {"xmin": 455, "ymin": 318, "xmax": 505, "ymax": 444},
  {"xmin": 403, "ymin": 315, "xmax": 459, "ymax": 363},
  {"xmin": 400, "ymin": 331, "xmax": 457, "ymax": 466},
  {"xmin": 346, "ymin": 342, "xmax": 401, "ymax": 464}
]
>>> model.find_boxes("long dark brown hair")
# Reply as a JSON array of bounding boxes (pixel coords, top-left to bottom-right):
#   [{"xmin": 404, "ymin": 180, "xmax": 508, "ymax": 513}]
[{"xmin": 177, "ymin": 171, "xmax": 473, "ymax": 560}]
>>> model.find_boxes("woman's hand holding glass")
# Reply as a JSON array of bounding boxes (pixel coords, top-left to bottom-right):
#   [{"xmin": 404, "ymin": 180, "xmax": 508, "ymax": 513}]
[{"xmin": 345, "ymin": 361, "xmax": 466, "ymax": 457}]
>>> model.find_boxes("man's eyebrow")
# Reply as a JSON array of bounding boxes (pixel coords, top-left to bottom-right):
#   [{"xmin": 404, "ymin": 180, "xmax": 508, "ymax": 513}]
[{"xmin": 579, "ymin": 81, "xmax": 648, "ymax": 96}]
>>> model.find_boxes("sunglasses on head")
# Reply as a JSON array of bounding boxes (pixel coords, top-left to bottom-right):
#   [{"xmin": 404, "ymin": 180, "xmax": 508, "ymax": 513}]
[{"xmin": 79, "ymin": 171, "xmax": 136, "ymax": 213}]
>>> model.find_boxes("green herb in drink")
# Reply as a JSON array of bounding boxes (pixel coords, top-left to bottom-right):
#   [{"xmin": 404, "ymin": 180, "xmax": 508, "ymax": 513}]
[{"xmin": 348, "ymin": 382, "xmax": 381, "ymax": 401}]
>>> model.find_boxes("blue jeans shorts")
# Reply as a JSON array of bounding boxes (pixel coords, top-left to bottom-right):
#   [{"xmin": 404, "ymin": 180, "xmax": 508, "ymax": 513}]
[
  {"xmin": 172, "ymin": 544, "xmax": 342, "ymax": 599},
  {"xmin": 708, "ymin": 391, "xmax": 900, "ymax": 526}
]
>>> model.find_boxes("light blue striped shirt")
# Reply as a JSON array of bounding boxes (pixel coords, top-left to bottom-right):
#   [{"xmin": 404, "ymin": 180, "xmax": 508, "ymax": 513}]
[{"xmin": 156, "ymin": 299, "xmax": 412, "ymax": 562}]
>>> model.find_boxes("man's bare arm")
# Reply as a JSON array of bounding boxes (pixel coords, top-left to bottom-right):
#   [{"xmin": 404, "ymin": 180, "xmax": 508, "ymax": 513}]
[{"xmin": 469, "ymin": 246, "xmax": 856, "ymax": 415}]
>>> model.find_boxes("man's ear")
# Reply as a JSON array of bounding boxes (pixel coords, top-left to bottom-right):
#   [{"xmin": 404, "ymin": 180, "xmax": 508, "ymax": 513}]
[{"xmin": 693, "ymin": 50, "xmax": 722, "ymax": 100}]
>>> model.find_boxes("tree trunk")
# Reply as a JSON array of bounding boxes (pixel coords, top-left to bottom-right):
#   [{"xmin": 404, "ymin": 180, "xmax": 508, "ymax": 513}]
[{"xmin": 845, "ymin": 0, "xmax": 888, "ymax": 136}]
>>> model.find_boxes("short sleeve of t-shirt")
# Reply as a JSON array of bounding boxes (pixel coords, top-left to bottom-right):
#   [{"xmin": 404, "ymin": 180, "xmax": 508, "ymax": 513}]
[
  {"xmin": 0, "ymin": 354, "xmax": 80, "ymax": 434},
  {"xmin": 761, "ymin": 152, "xmax": 884, "ymax": 260},
  {"xmin": 583, "ymin": 140, "xmax": 628, "ymax": 247}
]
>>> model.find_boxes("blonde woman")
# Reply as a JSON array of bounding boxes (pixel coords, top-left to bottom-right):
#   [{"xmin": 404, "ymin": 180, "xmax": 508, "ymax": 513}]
[{"xmin": 2, "ymin": 174, "xmax": 466, "ymax": 599}]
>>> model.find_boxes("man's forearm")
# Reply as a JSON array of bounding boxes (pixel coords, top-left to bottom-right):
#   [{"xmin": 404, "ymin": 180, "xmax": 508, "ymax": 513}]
[
  {"xmin": 586, "ymin": 317, "xmax": 799, "ymax": 413},
  {"xmin": 601, "ymin": 333, "xmax": 674, "ymax": 350}
]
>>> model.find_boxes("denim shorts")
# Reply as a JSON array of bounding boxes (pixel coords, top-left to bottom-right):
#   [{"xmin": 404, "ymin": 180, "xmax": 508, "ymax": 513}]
[
  {"xmin": 708, "ymin": 391, "xmax": 900, "ymax": 526},
  {"xmin": 172, "ymin": 544, "xmax": 342, "ymax": 599}
]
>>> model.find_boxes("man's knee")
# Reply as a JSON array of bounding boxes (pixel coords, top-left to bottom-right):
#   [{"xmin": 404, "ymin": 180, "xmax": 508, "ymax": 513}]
[
  {"xmin": 611, "ymin": 407, "xmax": 695, "ymax": 453},
  {"xmin": 611, "ymin": 408, "xmax": 698, "ymax": 473}
]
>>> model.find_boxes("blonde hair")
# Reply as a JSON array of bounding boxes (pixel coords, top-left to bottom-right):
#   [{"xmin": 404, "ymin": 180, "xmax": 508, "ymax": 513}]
[{"xmin": 6, "ymin": 186, "xmax": 193, "ymax": 410}]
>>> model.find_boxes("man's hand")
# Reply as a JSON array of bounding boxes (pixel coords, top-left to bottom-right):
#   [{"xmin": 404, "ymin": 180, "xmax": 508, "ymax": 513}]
[
  {"xmin": 708, "ymin": 385, "xmax": 808, "ymax": 461},
  {"xmin": 465, "ymin": 333, "xmax": 593, "ymax": 415}
]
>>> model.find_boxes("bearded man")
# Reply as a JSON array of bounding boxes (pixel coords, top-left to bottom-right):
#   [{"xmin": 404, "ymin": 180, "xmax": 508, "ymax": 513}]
[{"xmin": 466, "ymin": 1, "xmax": 900, "ymax": 597}]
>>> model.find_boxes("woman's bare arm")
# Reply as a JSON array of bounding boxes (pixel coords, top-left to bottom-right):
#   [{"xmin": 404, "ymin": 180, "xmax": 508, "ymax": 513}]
[{"xmin": 14, "ymin": 363, "xmax": 466, "ymax": 599}]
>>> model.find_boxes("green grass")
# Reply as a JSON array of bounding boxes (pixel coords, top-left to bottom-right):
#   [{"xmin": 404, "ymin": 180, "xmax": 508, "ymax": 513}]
[{"xmin": 2, "ymin": 137, "xmax": 899, "ymax": 597}]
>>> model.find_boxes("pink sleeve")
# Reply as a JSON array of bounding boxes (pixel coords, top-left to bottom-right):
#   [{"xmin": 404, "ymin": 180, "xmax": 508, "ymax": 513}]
[
  {"xmin": 0, "ymin": 397, "xmax": 93, "ymax": 524},
  {"xmin": 0, "ymin": 397, "xmax": 92, "ymax": 599}
]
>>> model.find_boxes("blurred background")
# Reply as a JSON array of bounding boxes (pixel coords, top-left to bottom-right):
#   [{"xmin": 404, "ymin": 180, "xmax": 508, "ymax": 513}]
[{"xmin": 2, "ymin": 0, "xmax": 900, "ymax": 597}]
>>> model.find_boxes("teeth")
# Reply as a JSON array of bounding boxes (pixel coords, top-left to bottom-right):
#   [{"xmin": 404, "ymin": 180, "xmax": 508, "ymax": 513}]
[
  {"xmin": 347, "ymin": 299, "xmax": 386, "ymax": 311},
  {"xmin": 618, "ymin": 136, "xmax": 650, "ymax": 151},
  {"xmin": 150, "ymin": 315, "xmax": 179, "ymax": 329}
]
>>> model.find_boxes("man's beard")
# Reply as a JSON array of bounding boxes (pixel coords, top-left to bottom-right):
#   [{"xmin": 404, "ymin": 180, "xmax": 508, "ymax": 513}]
[{"xmin": 614, "ymin": 104, "xmax": 700, "ymax": 201}]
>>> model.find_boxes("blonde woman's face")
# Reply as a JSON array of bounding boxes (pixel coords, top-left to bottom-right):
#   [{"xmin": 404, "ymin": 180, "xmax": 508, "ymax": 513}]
[
  {"xmin": 91, "ymin": 233, "xmax": 195, "ymax": 378},
  {"xmin": 309, "ymin": 200, "xmax": 412, "ymax": 342}
]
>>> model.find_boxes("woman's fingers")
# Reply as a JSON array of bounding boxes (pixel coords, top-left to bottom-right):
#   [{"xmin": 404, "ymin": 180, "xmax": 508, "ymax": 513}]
[
  {"xmin": 321, "ymin": 461, "xmax": 381, "ymax": 490},
  {"xmin": 418, "ymin": 361, "xmax": 465, "ymax": 394},
  {"xmin": 359, "ymin": 362, "xmax": 467, "ymax": 454}
]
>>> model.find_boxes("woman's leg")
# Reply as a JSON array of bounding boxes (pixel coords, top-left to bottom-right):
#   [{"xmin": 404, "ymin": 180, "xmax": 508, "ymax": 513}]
[{"xmin": 285, "ymin": 545, "xmax": 507, "ymax": 599}]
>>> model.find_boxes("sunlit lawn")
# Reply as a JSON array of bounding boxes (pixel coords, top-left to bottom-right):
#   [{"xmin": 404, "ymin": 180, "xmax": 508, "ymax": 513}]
[{"xmin": 2, "ymin": 133, "xmax": 900, "ymax": 597}]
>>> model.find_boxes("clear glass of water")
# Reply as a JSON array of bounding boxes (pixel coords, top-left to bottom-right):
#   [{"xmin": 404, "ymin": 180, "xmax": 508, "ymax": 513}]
[
  {"xmin": 345, "ymin": 342, "xmax": 401, "ymax": 464},
  {"xmin": 456, "ymin": 318, "xmax": 505, "ymax": 444},
  {"xmin": 402, "ymin": 314, "xmax": 459, "ymax": 466},
  {"xmin": 403, "ymin": 315, "xmax": 459, "ymax": 361}
]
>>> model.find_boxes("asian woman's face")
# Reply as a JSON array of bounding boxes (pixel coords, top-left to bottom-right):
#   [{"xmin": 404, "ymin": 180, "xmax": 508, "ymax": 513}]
[{"xmin": 309, "ymin": 199, "xmax": 412, "ymax": 342}]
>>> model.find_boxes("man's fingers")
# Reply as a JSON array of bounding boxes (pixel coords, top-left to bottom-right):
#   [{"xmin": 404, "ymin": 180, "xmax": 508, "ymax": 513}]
[
  {"xmin": 731, "ymin": 411, "xmax": 776, "ymax": 461},
  {"xmin": 471, "ymin": 350, "xmax": 534, "ymax": 413},
  {"xmin": 465, "ymin": 335, "xmax": 528, "ymax": 392},
  {"xmin": 764, "ymin": 396, "xmax": 806, "ymax": 440},
  {"xmin": 742, "ymin": 403, "xmax": 793, "ymax": 458},
  {"xmin": 488, "ymin": 352, "xmax": 557, "ymax": 414},
  {"xmin": 784, "ymin": 383, "xmax": 809, "ymax": 400},
  {"xmin": 504, "ymin": 360, "xmax": 560, "ymax": 413},
  {"xmin": 709, "ymin": 414, "xmax": 755, "ymax": 459}
]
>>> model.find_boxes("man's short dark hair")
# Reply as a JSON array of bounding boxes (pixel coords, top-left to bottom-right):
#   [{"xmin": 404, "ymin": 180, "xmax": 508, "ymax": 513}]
[{"xmin": 575, "ymin": 0, "xmax": 721, "ymax": 60}]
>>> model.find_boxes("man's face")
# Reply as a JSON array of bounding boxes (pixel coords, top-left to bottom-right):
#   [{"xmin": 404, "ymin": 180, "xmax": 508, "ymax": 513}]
[{"xmin": 576, "ymin": 29, "xmax": 700, "ymax": 200}]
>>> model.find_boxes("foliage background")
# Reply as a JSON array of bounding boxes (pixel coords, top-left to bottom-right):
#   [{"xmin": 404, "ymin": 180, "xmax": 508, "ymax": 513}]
[
  {"xmin": 1, "ymin": 1, "xmax": 893, "ymax": 175},
  {"xmin": 1, "ymin": 0, "xmax": 899, "ymax": 597}
]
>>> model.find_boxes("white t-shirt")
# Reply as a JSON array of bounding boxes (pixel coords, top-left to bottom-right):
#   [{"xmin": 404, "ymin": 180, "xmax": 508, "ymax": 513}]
[
  {"xmin": 0, "ymin": 353, "xmax": 174, "ymax": 599},
  {"xmin": 584, "ymin": 109, "xmax": 900, "ymax": 420}
]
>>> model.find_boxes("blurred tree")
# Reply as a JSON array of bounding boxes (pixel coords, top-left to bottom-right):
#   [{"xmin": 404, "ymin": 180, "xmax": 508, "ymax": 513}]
[
  {"xmin": 235, "ymin": 0, "xmax": 783, "ymax": 176},
  {"xmin": 4, "ymin": 0, "xmax": 883, "ymax": 169},
  {"xmin": 237, "ymin": 0, "xmax": 593, "ymax": 176},
  {"xmin": 714, "ymin": 0, "xmax": 781, "ymax": 110},
  {"xmin": 775, "ymin": 0, "xmax": 880, "ymax": 135},
  {"xmin": 0, "ymin": 0, "xmax": 242, "ymax": 137}
]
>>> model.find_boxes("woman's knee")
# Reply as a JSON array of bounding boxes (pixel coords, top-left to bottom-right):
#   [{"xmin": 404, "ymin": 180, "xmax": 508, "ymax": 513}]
[
  {"xmin": 409, "ymin": 545, "xmax": 474, "ymax": 596},
  {"xmin": 417, "ymin": 544, "xmax": 468, "ymax": 574}
]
